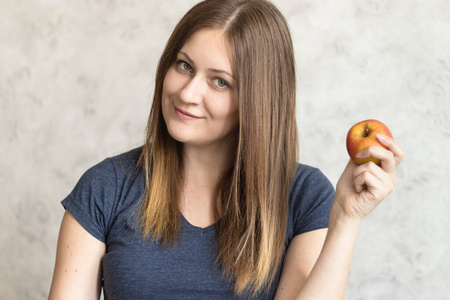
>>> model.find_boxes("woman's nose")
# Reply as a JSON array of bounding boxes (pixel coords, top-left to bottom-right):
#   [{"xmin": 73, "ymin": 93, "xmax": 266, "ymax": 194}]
[{"xmin": 179, "ymin": 75, "xmax": 204, "ymax": 104}]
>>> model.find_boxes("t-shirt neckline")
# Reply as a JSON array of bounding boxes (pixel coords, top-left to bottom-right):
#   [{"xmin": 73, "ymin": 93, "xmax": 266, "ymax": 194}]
[{"xmin": 180, "ymin": 213, "xmax": 216, "ymax": 235}]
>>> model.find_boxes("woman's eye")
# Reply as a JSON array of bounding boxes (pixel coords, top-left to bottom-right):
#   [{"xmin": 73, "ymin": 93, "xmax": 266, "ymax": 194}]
[
  {"xmin": 213, "ymin": 78, "xmax": 229, "ymax": 88},
  {"xmin": 179, "ymin": 61, "xmax": 192, "ymax": 72}
]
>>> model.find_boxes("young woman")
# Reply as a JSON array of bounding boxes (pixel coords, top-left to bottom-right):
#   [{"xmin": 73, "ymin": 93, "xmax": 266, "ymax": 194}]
[{"xmin": 48, "ymin": 0, "xmax": 404, "ymax": 299}]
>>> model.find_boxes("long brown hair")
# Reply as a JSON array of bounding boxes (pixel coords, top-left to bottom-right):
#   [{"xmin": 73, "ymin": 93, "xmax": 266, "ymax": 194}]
[{"xmin": 138, "ymin": 0, "xmax": 298, "ymax": 296}]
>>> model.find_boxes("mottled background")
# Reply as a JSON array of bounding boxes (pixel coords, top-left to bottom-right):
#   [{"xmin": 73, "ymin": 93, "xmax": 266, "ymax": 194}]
[{"xmin": 1, "ymin": 0, "xmax": 449, "ymax": 299}]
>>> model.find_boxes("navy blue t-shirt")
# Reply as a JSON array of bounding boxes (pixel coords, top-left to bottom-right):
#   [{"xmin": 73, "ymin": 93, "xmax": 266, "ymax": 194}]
[{"xmin": 61, "ymin": 147, "xmax": 335, "ymax": 300}]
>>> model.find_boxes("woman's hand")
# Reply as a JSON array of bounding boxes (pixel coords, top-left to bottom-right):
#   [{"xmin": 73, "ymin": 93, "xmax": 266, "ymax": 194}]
[{"xmin": 334, "ymin": 134, "xmax": 405, "ymax": 221}]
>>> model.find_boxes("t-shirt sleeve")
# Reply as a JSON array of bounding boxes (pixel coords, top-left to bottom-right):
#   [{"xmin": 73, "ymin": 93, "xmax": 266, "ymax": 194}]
[
  {"xmin": 290, "ymin": 166, "xmax": 335, "ymax": 236},
  {"xmin": 61, "ymin": 158, "xmax": 117, "ymax": 243}
]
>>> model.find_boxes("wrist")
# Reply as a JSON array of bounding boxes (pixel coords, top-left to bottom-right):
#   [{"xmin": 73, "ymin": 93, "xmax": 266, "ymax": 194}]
[{"xmin": 328, "ymin": 202, "xmax": 362, "ymax": 232}]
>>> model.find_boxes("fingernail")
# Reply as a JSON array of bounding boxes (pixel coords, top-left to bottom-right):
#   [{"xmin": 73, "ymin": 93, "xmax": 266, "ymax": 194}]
[
  {"xmin": 356, "ymin": 152, "xmax": 366, "ymax": 158},
  {"xmin": 377, "ymin": 134, "xmax": 388, "ymax": 141}
]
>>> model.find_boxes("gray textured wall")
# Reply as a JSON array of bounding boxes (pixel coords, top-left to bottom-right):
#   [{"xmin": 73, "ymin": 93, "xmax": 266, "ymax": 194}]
[{"xmin": 1, "ymin": 0, "xmax": 449, "ymax": 299}]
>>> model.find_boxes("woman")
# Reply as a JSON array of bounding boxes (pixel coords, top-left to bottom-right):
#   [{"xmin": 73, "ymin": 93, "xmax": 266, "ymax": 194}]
[{"xmin": 48, "ymin": 0, "xmax": 404, "ymax": 299}]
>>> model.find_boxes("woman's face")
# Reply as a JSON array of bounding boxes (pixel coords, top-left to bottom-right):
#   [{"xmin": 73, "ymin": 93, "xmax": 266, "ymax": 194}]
[{"xmin": 161, "ymin": 28, "xmax": 239, "ymax": 149}]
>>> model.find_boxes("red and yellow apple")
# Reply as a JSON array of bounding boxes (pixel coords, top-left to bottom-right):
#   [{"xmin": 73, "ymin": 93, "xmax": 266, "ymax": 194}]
[{"xmin": 346, "ymin": 119, "xmax": 393, "ymax": 165}]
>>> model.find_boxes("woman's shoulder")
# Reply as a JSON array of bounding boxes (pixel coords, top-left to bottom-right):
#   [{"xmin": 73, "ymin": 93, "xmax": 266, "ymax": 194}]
[
  {"xmin": 61, "ymin": 147, "xmax": 145, "ymax": 242},
  {"xmin": 83, "ymin": 147, "xmax": 142, "ymax": 177},
  {"xmin": 108, "ymin": 146, "xmax": 143, "ymax": 175},
  {"xmin": 290, "ymin": 163, "xmax": 333, "ymax": 190},
  {"xmin": 288, "ymin": 163, "xmax": 335, "ymax": 219},
  {"xmin": 288, "ymin": 163, "xmax": 335, "ymax": 236},
  {"xmin": 70, "ymin": 147, "xmax": 144, "ymax": 198},
  {"xmin": 110, "ymin": 146, "xmax": 143, "ymax": 164}
]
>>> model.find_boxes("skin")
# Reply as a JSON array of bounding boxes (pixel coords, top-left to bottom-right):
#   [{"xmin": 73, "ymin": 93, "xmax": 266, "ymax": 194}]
[
  {"xmin": 48, "ymin": 28, "xmax": 405, "ymax": 299},
  {"xmin": 161, "ymin": 29, "xmax": 239, "ymax": 149},
  {"xmin": 48, "ymin": 210, "xmax": 105, "ymax": 300}
]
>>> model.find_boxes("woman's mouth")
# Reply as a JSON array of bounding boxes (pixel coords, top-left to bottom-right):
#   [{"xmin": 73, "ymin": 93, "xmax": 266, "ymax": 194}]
[{"xmin": 174, "ymin": 107, "xmax": 203, "ymax": 120}]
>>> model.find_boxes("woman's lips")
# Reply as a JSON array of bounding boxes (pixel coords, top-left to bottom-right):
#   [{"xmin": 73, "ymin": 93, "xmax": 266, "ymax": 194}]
[{"xmin": 174, "ymin": 107, "xmax": 203, "ymax": 120}]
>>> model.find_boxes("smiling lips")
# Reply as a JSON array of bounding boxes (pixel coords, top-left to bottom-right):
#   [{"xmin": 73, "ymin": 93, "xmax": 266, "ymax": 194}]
[{"xmin": 175, "ymin": 107, "xmax": 203, "ymax": 120}]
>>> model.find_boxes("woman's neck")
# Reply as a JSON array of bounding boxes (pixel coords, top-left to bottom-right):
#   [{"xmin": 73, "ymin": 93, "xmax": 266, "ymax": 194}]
[
  {"xmin": 179, "ymin": 142, "xmax": 234, "ymax": 227},
  {"xmin": 181, "ymin": 142, "xmax": 234, "ymax": 187}
]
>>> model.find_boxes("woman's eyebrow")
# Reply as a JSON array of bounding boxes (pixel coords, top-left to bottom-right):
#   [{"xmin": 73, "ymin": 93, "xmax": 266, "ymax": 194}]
[
  {"xmin": 179, "ymin": 51, "xmax": 195, "ymax": 64},
  {"xmin": 208, "ymin": 68, "xmax": 235, "ymax": 79},
  {"xmin": 179, "ymin": 51, "xmax": 234, "ymax": 79}
]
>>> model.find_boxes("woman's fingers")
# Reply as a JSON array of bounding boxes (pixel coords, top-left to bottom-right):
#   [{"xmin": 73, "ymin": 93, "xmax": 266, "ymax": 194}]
[
  {"xmin": 353, "ymin": 162, "xmax": 395, "ymax": 196},
  {"xmin": 356, "ymin": 134, "xmax": 405, "ymax": 171},
  {"xmin": 353, "ymin": 168, "xmax": 378, "ymax": 195},
  {"xmin": 337, "ymin": 138, "xmax": 404, "ymax": 220},
  {"xmin": 356, "ymin": 145, "xmax": 396, "ymax": 174},
  {"xmin": 355, "ymin": 136, "xmax": 404, "ymax": 173},
  {"xmin": 353, "ymin": 161, "xmax": 388, "ymax": 184},
  {"xmin": 377, "ymin": 134, "xmax": 405, "ymax": 166}
]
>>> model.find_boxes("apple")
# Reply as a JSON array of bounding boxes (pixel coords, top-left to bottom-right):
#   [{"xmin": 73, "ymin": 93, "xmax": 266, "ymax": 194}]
[{"xmin": 346, "ymin": 119, "xmax": 393, "ymax": 165}]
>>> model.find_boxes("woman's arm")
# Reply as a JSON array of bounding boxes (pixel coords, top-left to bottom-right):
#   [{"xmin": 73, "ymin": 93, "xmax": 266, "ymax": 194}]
[
  {"xmin": 274, "ymin": 229, "xmax": 328, "ymax": 298},
  {"xmin": 275, "ymin": 135, "xmax": 404, "ymax": 300},
  {"xmin": 274, "ymin": 218, "xmax": 359, "ymax": 299},
  {"xmin": 48, "ymin": 210, "xmax": 106, "ymax": 300}
]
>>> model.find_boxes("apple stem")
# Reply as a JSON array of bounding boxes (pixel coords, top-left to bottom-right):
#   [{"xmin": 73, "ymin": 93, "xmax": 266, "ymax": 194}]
[{"xmin": 364, "ymin": 128, "xmax": 370, "ymax": 137}]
